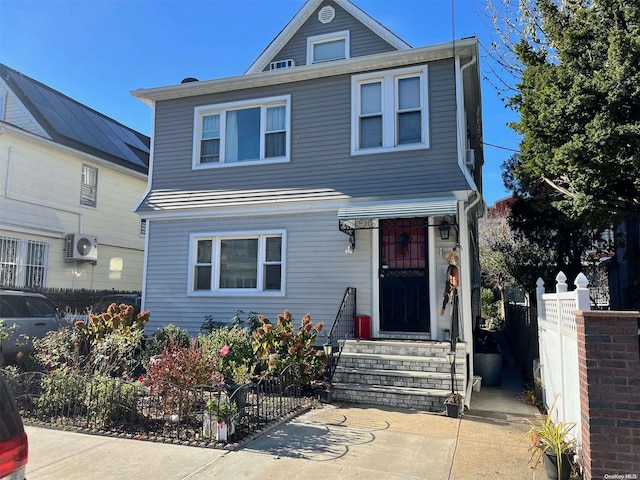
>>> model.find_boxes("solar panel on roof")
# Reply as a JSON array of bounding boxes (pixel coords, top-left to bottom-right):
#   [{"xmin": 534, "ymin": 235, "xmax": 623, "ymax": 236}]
[{"xmin": 3, "ymin": 64, "xmax": 149, "ymax": 170}]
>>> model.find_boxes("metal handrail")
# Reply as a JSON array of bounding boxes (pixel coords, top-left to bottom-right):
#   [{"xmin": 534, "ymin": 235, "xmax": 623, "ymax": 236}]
[{"xmin": 326, "ymin": 287, "xmax": 356, "ymax": 381}]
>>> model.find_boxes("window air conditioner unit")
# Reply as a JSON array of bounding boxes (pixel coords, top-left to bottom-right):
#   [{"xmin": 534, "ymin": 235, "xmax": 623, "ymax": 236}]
[
  {"xmin": 65, "ymin": 234, "xmax": 98, "ymax": 262},
  {"xmin": 465, "ymin": 149, "xmax": 476, "ymax": 168},
  {"xmin": 269, "ymin": 59, "xmax": 295, "ymax": 71}
]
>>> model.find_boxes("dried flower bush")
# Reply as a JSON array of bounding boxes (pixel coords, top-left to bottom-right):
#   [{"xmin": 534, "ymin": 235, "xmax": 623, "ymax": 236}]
[{"xmin": 252, "ymin": 310, "xmax": 327, "ymax": 387}]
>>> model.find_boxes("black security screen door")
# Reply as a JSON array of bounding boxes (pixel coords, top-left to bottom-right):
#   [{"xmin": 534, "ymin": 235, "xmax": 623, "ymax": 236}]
[{"xmin": 379, "ymin": 218, "xmax": 430, "ymax": 332}]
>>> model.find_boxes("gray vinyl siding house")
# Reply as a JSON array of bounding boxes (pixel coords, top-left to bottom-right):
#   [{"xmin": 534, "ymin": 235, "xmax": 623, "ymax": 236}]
[{"xmin": 133, "ymin": 0, "xmax": 484, "ymax": 398}]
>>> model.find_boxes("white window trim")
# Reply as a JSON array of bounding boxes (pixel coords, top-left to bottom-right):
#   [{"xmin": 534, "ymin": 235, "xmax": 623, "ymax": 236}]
[
  {"xmin": 80, "ymin": 164, "xmax": 98, "ymax": 208},
  {"xmin": 187, "ymin": 230, "xmax": 286, "ymax": 297},
  {"xmin": 192, "ymin": 96, "xmax": 291, "ymax": 169},
  {"xmin": 307, "ymin": 30, "xmax": 350, "ymax": 64},
  {"xmin": 351, "ymin": 66, "xmax": 430, "ymax": 156}
]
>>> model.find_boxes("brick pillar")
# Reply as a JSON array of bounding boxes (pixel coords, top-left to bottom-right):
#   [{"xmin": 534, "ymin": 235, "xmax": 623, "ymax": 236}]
[{"xmin": 575, "ymin": 311, "xmax": 640, "ymax": 480}]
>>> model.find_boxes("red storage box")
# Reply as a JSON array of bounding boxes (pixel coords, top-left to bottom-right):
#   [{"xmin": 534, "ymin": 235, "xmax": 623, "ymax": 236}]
[{"xmin": 354, "ymin": 315, "xmax": 371, "ymax": 339}]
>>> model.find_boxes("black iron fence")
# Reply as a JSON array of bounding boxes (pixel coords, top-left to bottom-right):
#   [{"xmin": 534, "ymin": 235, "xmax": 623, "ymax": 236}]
[
  {"xmin": 504, "ymin": 301, "xmax": 539, "ymax": 386},
  {"xmin": 3, "ymin": 368, "xmax": 311, "ymax": 447}
]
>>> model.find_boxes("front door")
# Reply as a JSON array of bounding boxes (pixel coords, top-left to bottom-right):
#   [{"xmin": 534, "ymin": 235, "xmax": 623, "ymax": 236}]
[{"xmin": 379, "ymin": 218, "xmax": 430, "ymax": 332}]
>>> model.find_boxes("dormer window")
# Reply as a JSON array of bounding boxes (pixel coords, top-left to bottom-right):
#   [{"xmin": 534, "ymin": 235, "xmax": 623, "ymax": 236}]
[{"xmin": 307, "ymin": 31, "xmax": 350, "ymax": 64}]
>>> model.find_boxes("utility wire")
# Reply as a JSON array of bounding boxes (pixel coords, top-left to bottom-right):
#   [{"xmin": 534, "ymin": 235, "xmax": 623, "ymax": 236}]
[{"xmin": 480, "ymin": 141, "xmax": 519, "ymax": 153}]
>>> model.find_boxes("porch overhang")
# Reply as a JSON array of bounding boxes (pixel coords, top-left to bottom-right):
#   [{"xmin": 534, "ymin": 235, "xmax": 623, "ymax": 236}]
[{"xmin": 337, "ymin": 199, "xmax": 458, "ymax": 232}]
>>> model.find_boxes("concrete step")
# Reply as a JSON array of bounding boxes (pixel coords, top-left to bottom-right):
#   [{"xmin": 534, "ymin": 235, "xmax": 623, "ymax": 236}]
[
  {"xmin": 333, "ymin": 366, "xmax": 465, "ymax": 390},
  {"xmin": 336, "ymin": 352, "xmax": 465, "ymax": 374},
  {"xmin": 332, "ymin": 383, "xmax": 464, "ymax": 412},
  {"xmin": 340, "ymin": 339, "xmax": 466, "ymax": 357},
  {"xmin": 330, "ymin": 339, "xmax": 468, "ymax": 413}
]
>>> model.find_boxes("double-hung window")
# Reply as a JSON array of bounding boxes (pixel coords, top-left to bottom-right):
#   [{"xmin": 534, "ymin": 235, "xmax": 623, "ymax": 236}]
[
  {"xmin": 351, "ymin": 66, "xmax": 429, "ymax": 155},
  {"xmin": 307, "ymin": 31, "xmax": 350, "ymax": 64},
  {"xmin": 191, "ymin": 231, "xmax": 285, "ymax": 295},
  {"xmin": 80, "ymin": 165, "xmax": 98, "ymax": 207},
  {"xmin": 194, "ymin": 96, "xmax": 290, "ymax": 168}
]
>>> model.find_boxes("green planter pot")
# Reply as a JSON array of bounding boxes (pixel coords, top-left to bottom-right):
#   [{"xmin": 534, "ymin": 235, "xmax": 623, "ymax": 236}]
[
  {"xmin": 318, "ymin": 389, "xmax": 333, "ymax": 403},
  {"xmin": 445, "ymin": 403, "xmax": 462, "ymax": 418},
  {"xmin": 225, "ymin": 382, "xmax": 251, "ymax": 418},
  {"xmin": 473, "ymin": 352, "xmax": 502, "ymax": 386},
  {"xmin": 543, "ymin": 452, "xmax": 572, "ymax": 480}
]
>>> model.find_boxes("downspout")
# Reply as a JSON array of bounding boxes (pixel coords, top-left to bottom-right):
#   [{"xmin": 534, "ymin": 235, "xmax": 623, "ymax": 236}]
[
  {"xmin": 4, "ymin": 146, "xmax": 13, "ymax": 197},
  {"xmin": 455, "ymin": 53, "xmax": 483, "ymax": 408},
  {"xmin": 136, "ymin": 99, "xmax": 156, "ymax": 315}
]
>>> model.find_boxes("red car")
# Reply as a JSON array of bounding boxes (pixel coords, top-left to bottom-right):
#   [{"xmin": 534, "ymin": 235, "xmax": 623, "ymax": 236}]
[{"xmin": 0, "ymin": 372, "xmax": 28, "ymax": 480}]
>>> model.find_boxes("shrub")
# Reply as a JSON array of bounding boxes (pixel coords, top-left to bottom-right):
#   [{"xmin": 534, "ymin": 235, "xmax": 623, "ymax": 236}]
[
  {"xmin": 77, "ymin": 303, "xmax": 149, "ymax": 342},
  {"xmin": 85, "ymin": 375, "xmax": 139, "ymax": 427},
  {"xmin": 88, "ymin": 329, "xmax": 145, "ymax": 377},
  {"xmin": 205, "ymin": 396, "xmax": 238, "ymax": 423},
  {"xmin": 143, "ymin": 338, "xmax": 222, "ymax": 417},
  {"xmin": 33, "ymin": 326, "xmax": 85, "ymax": 373},
  {"xmin": 72, "ymin": 303, "xmax": 149, "ymax": 377},
  {"xmin": 37, "ymin": 371, "xmax": 86, "ymax": 419},
  {"xmin": 144, "ymin": 338, "xmax": 220, "ymax": 388},
  {"xmin": 200, "ymin": 326, "xmax": 255, "ymax": 384},
  {"xmin": 141, "ymin": 324, "xmax": 190, "ymax": 368},
  {"xmin": 252, "ymin": 310, "xmax": 327, "ymax": 386}
]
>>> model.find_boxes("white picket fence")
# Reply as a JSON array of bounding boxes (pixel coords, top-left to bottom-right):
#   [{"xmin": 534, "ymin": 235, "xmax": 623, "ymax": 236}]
[{"xmin": 536, "ymin": 272, "xmax": 590, "ymax": 448}]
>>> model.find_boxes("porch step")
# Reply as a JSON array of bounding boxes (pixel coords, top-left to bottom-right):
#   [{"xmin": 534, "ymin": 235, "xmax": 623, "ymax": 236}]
[
  {"xmin": 337, "ymin": 352, "xmax": 465, "ymax": 374},
  {"xmin": 332, "ymin": 383, "xmax": 463, "ymax": 412},
  {"xmin": 333, "ymin": 367, "xmax": 464, "ymax": 390},
  {"xmin": 331, "ymin": 339, "xmax": 467, "ymax": 412},
  {"xmin": 341, "ymin": 339, "xmax": 465, "ymax": 357}
]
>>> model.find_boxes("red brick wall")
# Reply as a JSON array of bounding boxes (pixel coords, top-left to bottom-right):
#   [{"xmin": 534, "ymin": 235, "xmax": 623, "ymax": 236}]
[{"xmin": 575, "ymin": 311, "xmax": 640, "ymax": 480}]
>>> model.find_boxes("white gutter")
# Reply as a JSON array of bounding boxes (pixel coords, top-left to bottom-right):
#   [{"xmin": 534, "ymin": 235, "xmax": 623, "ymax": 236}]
[{"xmin": 131, "ymin": 38, "xmax": 479, "ymax": 105}]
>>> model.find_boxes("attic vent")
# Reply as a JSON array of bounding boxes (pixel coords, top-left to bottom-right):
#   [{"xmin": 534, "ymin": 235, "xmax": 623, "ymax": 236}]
[
  {"xmin": 318, "ymin": 6, "xmax": 335, "ymax": 24},
  {"xmin": 270, "ymin": 59, "xmax": 296, "ymax": 71}
]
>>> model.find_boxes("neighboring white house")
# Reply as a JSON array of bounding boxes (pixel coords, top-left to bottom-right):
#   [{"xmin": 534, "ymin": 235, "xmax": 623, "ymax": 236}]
[{"xmin": 0, "ymin": 63, "xmax": 149, "ymax": 291}]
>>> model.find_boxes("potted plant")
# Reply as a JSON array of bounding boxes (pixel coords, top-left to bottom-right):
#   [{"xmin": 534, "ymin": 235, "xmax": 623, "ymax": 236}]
[
  {"xmin": 443, "ymin": 392, "xmax": 463, "ymax": 418},
  {"xmin": 312, "ymin": 380, "xmax": 334, "ymax": 403},
  {"xmin": 525, "ymin": 398, "xmax": 576, "ymax": 480},
  {"xmin": 203, "ymin": 397, "xmax": 238, "ymax": 442}
]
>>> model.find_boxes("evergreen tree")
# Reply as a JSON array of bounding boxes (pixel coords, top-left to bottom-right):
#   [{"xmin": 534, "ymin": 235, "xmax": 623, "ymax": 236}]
[{"xmin": 505, "ymin": 0, "xmax": 640, "ymax": 230}]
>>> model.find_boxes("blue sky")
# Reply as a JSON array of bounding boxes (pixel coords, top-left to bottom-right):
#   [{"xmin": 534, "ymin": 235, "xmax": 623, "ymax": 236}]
[{"xmin": 0, "ymin": 0, "xmax": 519, "ymax": 206}]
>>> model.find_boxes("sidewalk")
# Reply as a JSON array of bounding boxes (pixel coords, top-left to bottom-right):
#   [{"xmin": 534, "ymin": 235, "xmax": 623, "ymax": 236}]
[{"xmin": 25, "ymin": 354, "xmax": 541, "ymax": 479}]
